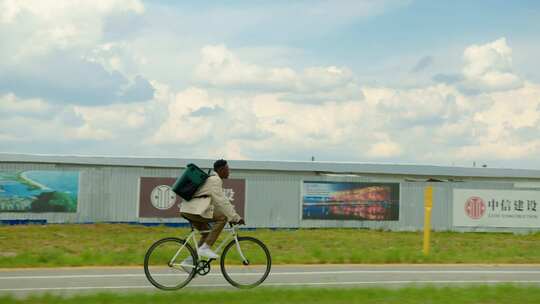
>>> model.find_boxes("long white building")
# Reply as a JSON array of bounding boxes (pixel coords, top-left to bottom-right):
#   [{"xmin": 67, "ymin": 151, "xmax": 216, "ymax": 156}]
[{"xmin": 1, "ymin": 153, "xmax": 539, "ymax": 232}]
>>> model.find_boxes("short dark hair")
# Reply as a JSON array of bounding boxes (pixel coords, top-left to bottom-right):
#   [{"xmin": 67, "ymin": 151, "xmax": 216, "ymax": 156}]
[{"xmin": 213, "ymin": 159, "xmax": 228, "ymax": 171}]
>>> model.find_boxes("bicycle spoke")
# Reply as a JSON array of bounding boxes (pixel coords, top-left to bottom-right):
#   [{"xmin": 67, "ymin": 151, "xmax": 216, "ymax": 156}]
[
  {"xmin": 221, "ymin": 237, "xmax": 271, "ymax": 288},
  {"xmin": 144, "ymin": 238, "xmax": 197, "ymax": 290}
]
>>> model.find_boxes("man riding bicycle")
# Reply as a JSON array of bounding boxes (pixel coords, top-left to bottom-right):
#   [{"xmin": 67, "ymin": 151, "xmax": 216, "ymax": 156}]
[{"xmin": 180, "ymin": 159, "xmax": 245, "ymax": 259}]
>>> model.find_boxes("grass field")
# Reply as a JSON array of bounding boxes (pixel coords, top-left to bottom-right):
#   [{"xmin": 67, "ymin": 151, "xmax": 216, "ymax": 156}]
[
  {"xmin": 1, "ymin": 285, "xmax": 540, "ymax": 304},
  {"xmin": 0, "ymin": 224, "xmax": 539, "ymax": 267}
]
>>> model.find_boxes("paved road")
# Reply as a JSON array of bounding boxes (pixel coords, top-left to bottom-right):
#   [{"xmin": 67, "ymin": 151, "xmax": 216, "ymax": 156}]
[{"xmin": 1, "ymin": 265, "xmax": 540, "ymax": 297}]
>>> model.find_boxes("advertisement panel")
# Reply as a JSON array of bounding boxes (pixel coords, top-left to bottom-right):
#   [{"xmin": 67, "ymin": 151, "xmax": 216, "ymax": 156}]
[
  {"xmin": 0, "ymin": 170, "xmax": 79, "ymax": 213},
  {"xmin": 453, "ymin": 189, "xmax": 540, "ymax": 227},
  {"xmin": 139, "ymin": 177, "xmax": 245, "ymax": 218},
  {"xmin": 302, "ymin": 181, "xmax": 400, "ymax": 221}
]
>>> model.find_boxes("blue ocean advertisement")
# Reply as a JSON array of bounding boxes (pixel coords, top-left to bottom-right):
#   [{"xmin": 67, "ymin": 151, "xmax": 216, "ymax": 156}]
[
  {"xmin": 302, "ymin": 181, "xmax": 400, "ymax": 221},
  {"xmin": 0, "ymin": 171, "xmax": 79, "ymax": 213}
]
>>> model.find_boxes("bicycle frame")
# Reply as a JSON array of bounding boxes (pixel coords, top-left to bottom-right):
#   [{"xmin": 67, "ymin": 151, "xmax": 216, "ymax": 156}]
[
  {"xmin": 169, "ymin": 225, "xmax": 248, "ymax": 268},
  {"xmin": 144, "ymin": 223, "xmax": 271, "ymax": 290}
]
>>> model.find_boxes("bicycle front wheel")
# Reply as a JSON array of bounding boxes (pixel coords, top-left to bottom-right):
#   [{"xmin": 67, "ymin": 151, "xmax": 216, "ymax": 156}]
[
  {"xmin": 220, "ymin": 236, "xmax": 271, "ymax": 289},
  {"xmin": 144, "ymin": 237, "xmax": 197, "ymax": 290}
]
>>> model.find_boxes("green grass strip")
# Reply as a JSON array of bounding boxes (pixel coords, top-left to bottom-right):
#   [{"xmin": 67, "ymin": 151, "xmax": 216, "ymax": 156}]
[
  {"xmin": 1, "ymin": 285, "xmax": 540, "ymax": 304},
  {"xmin": 1, "ymin": 224, "xmax": 539, "ymax": 267}
]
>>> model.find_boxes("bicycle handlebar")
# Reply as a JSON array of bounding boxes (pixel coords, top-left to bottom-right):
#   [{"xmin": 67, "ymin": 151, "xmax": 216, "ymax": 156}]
[{"xmin": 229, "ymin": 221, "xmax": 245, "ymax": 228}]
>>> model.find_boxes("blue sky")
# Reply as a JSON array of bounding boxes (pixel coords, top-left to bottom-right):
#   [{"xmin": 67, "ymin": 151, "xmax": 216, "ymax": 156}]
[
  {"xmin": 143, "ymin": 0, "xmax": 540, "ymax": 78},
  {"xmin": 1, "ymin": 0, "xmax": 540, "ymax": 169}
]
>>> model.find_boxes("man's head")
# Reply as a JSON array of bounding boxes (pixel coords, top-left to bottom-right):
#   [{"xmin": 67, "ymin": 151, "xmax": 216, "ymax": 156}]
[{"xmin": 213, "ymin": 159, "xmax": 229, "ymax": 179}]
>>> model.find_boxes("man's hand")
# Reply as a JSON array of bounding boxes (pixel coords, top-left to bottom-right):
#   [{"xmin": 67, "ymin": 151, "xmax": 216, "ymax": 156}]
[{"xmin": 234, "ymin": 218, "xmax": 245, "ymax": 225}]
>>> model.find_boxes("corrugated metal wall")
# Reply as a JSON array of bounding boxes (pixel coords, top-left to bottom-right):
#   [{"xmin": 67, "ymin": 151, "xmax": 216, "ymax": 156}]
[{"xmin": 0, "ymin": 161, "xmax": 538, "ymax": 232}]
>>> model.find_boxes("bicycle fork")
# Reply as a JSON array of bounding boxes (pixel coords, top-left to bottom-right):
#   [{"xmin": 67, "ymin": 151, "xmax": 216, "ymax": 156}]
[{"xmin": 234, "ymin": 236, "xmax": 250, "ymax": 265}]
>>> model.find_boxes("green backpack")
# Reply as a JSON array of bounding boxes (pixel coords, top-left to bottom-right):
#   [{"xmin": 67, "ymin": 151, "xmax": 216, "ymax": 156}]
[{"xmin": 172, "ymin": 163, "xmax": 210, "ymax": 201}]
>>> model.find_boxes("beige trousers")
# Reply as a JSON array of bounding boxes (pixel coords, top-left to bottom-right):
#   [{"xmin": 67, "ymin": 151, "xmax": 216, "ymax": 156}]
[{"xmin": 181, "ymin": 211, "xmax": 227, "ymax": 247}]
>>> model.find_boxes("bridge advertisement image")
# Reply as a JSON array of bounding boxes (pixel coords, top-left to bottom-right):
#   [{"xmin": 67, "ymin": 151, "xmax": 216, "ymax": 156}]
[
  {"xmin": 0, "ymin": 170, "xmax": 79, "ymax": 213},
  {"xmin": 302, "ymin": 181, "xmax": 400, "ymax": 221}
]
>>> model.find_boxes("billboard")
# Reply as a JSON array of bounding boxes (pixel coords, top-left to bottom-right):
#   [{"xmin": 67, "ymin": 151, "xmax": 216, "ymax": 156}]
[
  {"xmin": 0, "ymin": 170, "xmax": 79, "ymax": 213},
  {"xmin": 139, "ymin": 177, "xmax": 246, "ymax": 218},
  {"xmin": 302, "ymin": 181, "xmax": 400, "ymax": 221},
  {"xmin": 453, "ymin": 189, "xmax": 540, "ymax": 228}
]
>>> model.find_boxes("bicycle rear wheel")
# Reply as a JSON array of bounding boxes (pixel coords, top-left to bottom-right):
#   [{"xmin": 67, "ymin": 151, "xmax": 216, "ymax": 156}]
[
  {"xmin": 220, "ymin": 236, "xmax": 271, "ymax": 289},
  {"xmin": 144, "ymin": 237, "xmax": 197, "ymax": 290}
]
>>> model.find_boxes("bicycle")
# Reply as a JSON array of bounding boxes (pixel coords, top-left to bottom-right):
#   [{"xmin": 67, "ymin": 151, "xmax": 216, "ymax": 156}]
[{"xmin": 144, "ymin": 222, "xmax": 271, "ymax": 290}]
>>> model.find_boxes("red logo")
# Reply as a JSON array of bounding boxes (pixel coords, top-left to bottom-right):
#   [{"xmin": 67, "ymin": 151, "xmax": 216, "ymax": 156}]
[{"xmin": 464, "ymin": 196, "xmax": 486, "ymax": 219}]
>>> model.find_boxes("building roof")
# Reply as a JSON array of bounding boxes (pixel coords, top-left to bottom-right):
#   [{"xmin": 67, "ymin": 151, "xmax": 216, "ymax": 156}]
[{"xmin": 1, "ymin": 153, "xmax": 540, "ymax": 179}]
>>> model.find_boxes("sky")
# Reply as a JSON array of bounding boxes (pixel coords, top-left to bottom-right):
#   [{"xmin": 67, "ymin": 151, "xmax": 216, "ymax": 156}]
[{"xmin": 1, "ymin": 0, "xmax": 540, "ymax": 169}]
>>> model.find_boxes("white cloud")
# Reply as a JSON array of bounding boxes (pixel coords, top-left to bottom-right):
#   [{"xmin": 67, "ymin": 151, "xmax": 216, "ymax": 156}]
[
  {"xmin": 474, "ymin": 83, "xmax": 540, "ymax": 136},
  {"xmin": 81, "ymin": 77, "xmax": 540, "ymax": 167},
  {"xmin": 149, "ymin": 87, "xmax": 224, "ymax": 145},
  {"xmin": 0, "ymin": 0, "xmax": 19, "ymax": 24},
  {"xmin": 0, "ymin": 0, "xmax": 144, "ymax": 59},
  {"xmin": 366, "ymin": 140, "xmax": 402, "ymax": 158},
  {"xmin": 65, "ymin": 124, "xmax": 115, "ymax": 141},
  {"xmin": 358, "ymin": 77, "xmax": 540, "ymax": 163},
  {"xmin": 0, "ymin": 52, "xmax": 155, "ymax": 105},
  {"xmin": 0, "ymin": 113, "xmax": 71, "ymax": 142},
  {"xmin": 0, "ymin": 91, "xmax": 152, "ymax": 144},
  {"xmin": 461, "ymin": 38, "xmax": 523, "ymax": 92},
  {"xmin": 3, "ymin": 68, "xmax": 540, "ymax": 166},
  {"xmin": 373, "ymin": 84, "xmax": 462, "ymax": 126},
  {"xmin": 2, "ymin": 5, "xmax": 540, "ymax": 169},
  {"xmin": 456, "ymin": 141, "xmax": 540, "ymax": 160},
  {"xmin": 0, "ymin": 0, "xmax": 153, "ymax": 105},
  {"xmin": 73, "ymin": 104, "xmax": 147, "ymax": 130},
  {"xmin": 252, "ymin": 94, "xmax": 365, "ymax": 148},
  {"xmin": 84, "ymin": 42, "xmax": 149, "ymax": 76},
  {"xmin": 0, "ymin": 93, "xmax": 50, "ymax": 113},
  {"xmin": 148, "ymin": 84, "xmax": 368, "ymax": 159},
  {"xmin": 208, "ymin": 141, "xmax": 250, "ymax": 160},
  {"xmin": 195, "ymin": 45, "xmax": 297, "ymax": 90},
  {"xmin": 451, "ymin": 82, "xmax": 540, "ymax": 160},
  {"xmin": 0, "ymin": 132, "xmax": 23, "ymax": 142},
  {"xmin": 301, "ymin": 66, "xmax": 354, "ymax": 90},
  {"xmin": 195, "ymin": 45, "xmax": 356, "ymax": 98}
]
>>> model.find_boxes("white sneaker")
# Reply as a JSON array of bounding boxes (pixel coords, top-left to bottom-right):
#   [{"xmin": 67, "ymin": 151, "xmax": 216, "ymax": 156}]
[{"xmin": 198, "ymin": 247, "xmax": 219, "ymax": 259}]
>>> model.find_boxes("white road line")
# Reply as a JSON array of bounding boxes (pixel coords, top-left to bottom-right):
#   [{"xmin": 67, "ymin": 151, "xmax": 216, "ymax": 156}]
[
  {"xmin": 1, "ymin": 280, "xmax": 540, "ymax": 292},
  {"xmin": 261, "ymin": 280, "xmax": 540, "ymax": 286},
  {"xmin": 2, "ymin": 270, "xmax": 540, "ymax": 280},
  {"xmin": 0, "ymin": 274, "xmax": 144, "ymax": 280},
  {"xmin": 0, "ymin": 286, "xmax": 156, "ymax": 292}
]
